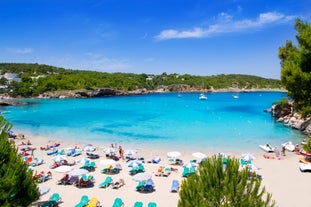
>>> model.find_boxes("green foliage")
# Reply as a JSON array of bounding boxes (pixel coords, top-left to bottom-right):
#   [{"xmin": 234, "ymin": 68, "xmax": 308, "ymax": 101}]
[
  {"xmin": 0, "ymin": 63, "xmax": 282, "ymax": 97},
  {"xmin": 178, "ymin": 155, "xmax": 275, "ymax": 207},
  {"xmin": 273, "ymin": 98, "xmax": 289, "ymax": 108},
  {"xmin": 303, "ymin": 138, "xmax": 311, "ymax": 153},
  {"xmin": 279, "ymin": 19, "xmax": 311, "ymax": 115},
  {"xmin": 0, "ymin": 116, "xmax": 40, "ymax": 207}
]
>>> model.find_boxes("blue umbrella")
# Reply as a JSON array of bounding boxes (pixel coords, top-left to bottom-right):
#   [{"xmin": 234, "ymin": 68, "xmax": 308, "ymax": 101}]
[{"xmin": 127, "ymin": 160, "xmax": 142, "ymax": 168}]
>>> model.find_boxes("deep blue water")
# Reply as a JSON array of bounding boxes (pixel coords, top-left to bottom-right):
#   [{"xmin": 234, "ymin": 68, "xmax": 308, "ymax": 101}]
[{"xmin": 1, "ymin": 92, "xmax": 306, "ymax": 153}]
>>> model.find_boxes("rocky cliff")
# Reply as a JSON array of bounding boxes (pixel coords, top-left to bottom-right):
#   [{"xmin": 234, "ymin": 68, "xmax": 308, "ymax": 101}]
[{"xmin": 270, "ymin": 102, "xmax": 311, "ymax": 137}]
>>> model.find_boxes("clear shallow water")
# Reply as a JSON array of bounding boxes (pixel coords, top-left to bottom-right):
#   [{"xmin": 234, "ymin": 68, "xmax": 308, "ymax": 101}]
[{"xmin": 1, "ymin": 92, "xmax": 306, "ymax": 153}]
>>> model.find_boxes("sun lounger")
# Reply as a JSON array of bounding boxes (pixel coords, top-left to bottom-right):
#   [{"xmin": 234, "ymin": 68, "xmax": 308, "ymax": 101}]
[
  {"xmin": 147, "ymin": 202, "xmax": 157, "ymax": 207},
  {"xmin": 99, "ymin": 176, "xmax": 113, "ymax": 188},
  {"xmin": 134, "ymin": 201, "xmax": 143, "ymax": 207},
  {"xmin": 112, "ymin": 197, "xmax": 124, "ymax": 207},
  {"xmin": 143, "ymin": 179, "xmax": 154, "ymax": 192},
  {"xmin": 46, "ymin": 148, "xmax": 58, "ymax": 155},
  {"xmin": 136, "ymin": 181, "xmax": 145, "ymax": 191},
  {"xmin": 85, "ymin": 197, "xmax": 100, "ymax": 207},
  {"xmin": 86, "ymin": 152, "xmax": 100, "ymax": 159},
  {"xmin": 40, "ymin": 193, "xmax": 62, "ymax": 207},
  {"xmin": 162, "ymin": 167, "xmax": 171, "ymax": 177},
  {"xmin": 74, "ymin": 195, "xmax": 89, "ymax": 207},
  {"xmin": 170, "ymin": 180, "xmax": 179, "ymax": 192},
  {"xmin": 111, "ymin": 179, "xmax": 125, "ymax": 189},
  {"xmin": 72, "ymin": 149, "xmax": 82, "ymax": 157}
]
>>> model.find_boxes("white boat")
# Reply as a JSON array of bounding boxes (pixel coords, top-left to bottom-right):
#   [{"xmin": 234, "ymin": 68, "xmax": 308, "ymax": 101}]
[
  {"xmin": 199, "ymin": 93, "xmax": 207, "ymax": 100},
  {"xmin": 259, "ymin": 144, "xmax": 274, "ymax": 153},
  {"xmin": 282, "ymin": 141, "xmax": 295, "ymax": 152},
  {"xmin": 233, "ymin": 95, "xmax": 239, "ymax": 99}
]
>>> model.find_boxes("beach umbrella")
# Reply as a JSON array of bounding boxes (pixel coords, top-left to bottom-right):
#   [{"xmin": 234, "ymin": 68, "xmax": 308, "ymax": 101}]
[
  {"xmin": 38, "ymin": 185, "xmax": 50, "ymax": 196},
  {"xmin": 127, "ymin": 160, "xmax": 143, "ymax": 168},
  {"xmin": 183, "ymin": 162, "xmax": 199, "ymax": 169},
  {"xmin": 100, "ymin": 159, "xmax": 116, "ymax": 165},
  {"xmin": 124, "ymin": 149, "xmax": 137, "ymax": 156},
  {"xmin": 54, "ymin": 165, "xmax": 73, "ymax": 173},
  {"xmin": 84, "ymin": 145, "xmax": 96, "ymax": 152},
  {"xmin": 219, "ymin": 152, "xmax": 230, "ymax": 158},
  {"xmin": 52, "ymin": 155, "xmax": 67, "ymax": 162},
  {"xmin": 69, "ymin": 169, "xmax": 89, "ymax": 177},
  {"xmin": 241, "ymin": 153, "xmax": 255, "ymax": 161},
  {"xmin": 167, "ymin": 151, "xmax": 181, "ymax": 158},
  {"xmin": 103, "ymin": 147, "xmax": 115, "ymax": 154},
  {"xmin": 132, "ymin": 172, "xmax": 152, "ymax": 182},
  {"xmin": 192, "ymin": 152, "xmax": 207, "ymax": 159},
  {"xmin": 76, "ymin": 157, "xmax": 91, "ymax": 164}
]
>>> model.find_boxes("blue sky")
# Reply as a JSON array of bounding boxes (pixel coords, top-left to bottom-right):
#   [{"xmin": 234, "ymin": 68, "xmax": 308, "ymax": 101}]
[{"xmin": 1, "ymin": 0, "xmax": 310, "ymax": 79}]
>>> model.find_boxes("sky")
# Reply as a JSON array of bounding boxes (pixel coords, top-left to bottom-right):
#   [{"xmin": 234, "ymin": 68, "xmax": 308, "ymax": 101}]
[{"xmin": 0, "ymin": 0, "xmax": 310, "ymax": 79}]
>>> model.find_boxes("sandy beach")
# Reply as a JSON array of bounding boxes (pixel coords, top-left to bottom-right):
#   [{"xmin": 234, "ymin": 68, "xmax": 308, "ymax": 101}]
[{"xmin": 14, "ymin": 134, "xmax": 311, "ymax": 207}]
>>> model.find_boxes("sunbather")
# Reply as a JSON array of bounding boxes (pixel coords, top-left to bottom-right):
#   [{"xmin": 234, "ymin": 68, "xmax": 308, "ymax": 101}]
[{"xmin": 112, "ymin": 179, "xmax": 125, "ymax": 189}]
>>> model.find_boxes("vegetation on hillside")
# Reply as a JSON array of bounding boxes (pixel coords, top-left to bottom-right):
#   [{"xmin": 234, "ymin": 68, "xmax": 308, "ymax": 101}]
[
  {"xmin": 0, "ymin": 116, "xmax": 40, "ymax": 206},
  {"xmin": 279, "ymin": 19, "xmax": 311, "ymax": 117},
  {"xmin": 0, "ymin": 63, "xmax": 282, "ymax": 97},
  {"xmin": 178, "ymin": 155, "xmax": 275, "ymax": 207}
]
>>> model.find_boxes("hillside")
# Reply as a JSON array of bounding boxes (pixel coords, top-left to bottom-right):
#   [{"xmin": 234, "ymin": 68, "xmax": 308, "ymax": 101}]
[{"xmin": 0, "ymin": 63, "xmax": 283, "ymax": 98}]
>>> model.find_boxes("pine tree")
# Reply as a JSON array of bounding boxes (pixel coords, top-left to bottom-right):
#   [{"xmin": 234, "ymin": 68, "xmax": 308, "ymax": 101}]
[
  {"xmin": 178, "ymin": 155, "xmax": 275, "ymax": 207},
  {"xmin": 0, "ymin": 116, "xmax": 40, "ymax": 207}
]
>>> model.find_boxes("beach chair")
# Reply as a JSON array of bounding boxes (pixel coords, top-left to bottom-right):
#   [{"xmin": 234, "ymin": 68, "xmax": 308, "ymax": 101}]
[
  {"xmin": 99, "ymin": 176, "xmax": 113, "ymax": 188},
  {"xmin": 40, "ymin": 193, "xmax": 62, "ymax": 207},
  {"xmin": 74, "ymin": 195, "xmax": 89, "ymax": 207},
  {"xmin": 111, "ymin": 179, "xmax": 125, "ymax": 189},
  {"xmin": 46, "ymin": 148, "xmax": 58, "ymax": 155},
  {"xmin": 87, "ymin": 152, "xmax": 100, "ymax": 159},
  {"xmin": 134, "ymin": 201, "xmax": 143, "ymax": 207},
  {"xmin": 85, "ymin": 197, "xmax": 100, "ymax": 207},
  {"xmin": 143, "ymin": 179, "xmax": 154, "ymax": 192},
  {"xmin": 73, "ymin": 149, "xmax": 82, "ymax": 157},
  {"xmin": 138, "ymin": 165, "xmax": 145, "ymax": 173},
  {"xmin": 162, "ymin": 167, "xmax": 171, "ymax": 177},
  {"xmin": 67, "ymin": 148, "xmax": 76, "ymax": 156},
  {"xmin": 136, "ymin": 181, "xmax": 145, "ymax": 191},
  {"xmin": 88, "ymin": 161, "xmax": 96, "ymax": 171},
  {"xmin": 170, "ymin": 180, "xmax": 179, "ymax": 192},
  {"xmin": 57, "ymin": 149, "xmax": 65, "ymax": 155},
  {"xmin": 181, "ymin": 167, "xmax": 189, "ymax": 177},
  {"xmin": 129, "ymin": 166, "xmax": 139, "ymax": 175},
  {"xmin": 112, "ymin": 197, "xmax": 124, "ymax": 207},
  {"xmin": 147, "ymin": 202, "xmax": 157, "ymax": 207}
]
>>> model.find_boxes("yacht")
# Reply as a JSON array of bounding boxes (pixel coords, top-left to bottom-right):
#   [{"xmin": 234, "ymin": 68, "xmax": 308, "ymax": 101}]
[{"xmin": 199, "ymin": 93, "xmax": 207, "ymax": 100}]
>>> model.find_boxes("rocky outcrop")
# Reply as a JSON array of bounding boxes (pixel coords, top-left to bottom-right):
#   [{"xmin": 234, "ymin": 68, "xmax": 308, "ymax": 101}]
[{"xmin": 270, "ymin": 103, "xmax": 311, "ymax": 137}]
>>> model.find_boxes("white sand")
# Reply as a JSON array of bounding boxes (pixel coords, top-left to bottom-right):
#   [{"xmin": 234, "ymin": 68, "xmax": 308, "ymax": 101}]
[{"xmin": 14, "ymin": 134, "xmax": 311, "ymax": 207}]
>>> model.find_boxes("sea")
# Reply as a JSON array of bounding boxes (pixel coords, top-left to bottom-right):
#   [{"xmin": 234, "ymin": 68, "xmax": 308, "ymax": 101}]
[{"xmin": 1, "ymin": 91, "xmax": 307, "ymax": 153}]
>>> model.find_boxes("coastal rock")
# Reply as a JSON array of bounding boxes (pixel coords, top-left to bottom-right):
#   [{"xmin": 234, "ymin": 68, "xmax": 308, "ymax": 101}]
[{"xmin": 270, "ymin": 102, "xmax": 311, "ymax": 136}]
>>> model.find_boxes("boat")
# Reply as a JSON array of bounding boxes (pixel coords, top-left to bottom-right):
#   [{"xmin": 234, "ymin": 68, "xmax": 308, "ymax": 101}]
[
  {"xmin": 259, "ymin": 144, "xmax": 274, "ymax": 153},
  {"xmin": 282, "ymin": 141, "xmax": 295, "ymax": 152},
  {"xmin": 233, "ymin": 94, "xmax": 239, "ymax": 99},
  {"xmin": 199, "ymin": 93, "xmax": 207, "ymax": 100}
]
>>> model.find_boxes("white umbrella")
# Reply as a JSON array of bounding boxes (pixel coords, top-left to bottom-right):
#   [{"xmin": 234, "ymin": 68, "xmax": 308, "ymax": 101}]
[
  {"xmin": 132, "ymin": 172, "xmax": 152, "ymax": 182},
  {"xmin": 103, "ymin": 147, "xmax": 115, "ymax": 154},
  {"xmin": 192, "ymin": 152, "xmax": 207, "ymax": 159},
  {"xmin": 124, "ymin": 149, "xmax": 137, "ymax": 156},
  {"xmin": 127, "ymin": 160, "xmax": 143, "ymax": 168},
  {"xmin": 38, "ymin": 185, "xmax": 50, "ymax": 196},
  {"xmin": 52, "ymin": 155, "xmax": 67, "ymax": 162},
  {"xmin": 100, "ymin": 159, "xmax": 116, "ymax": 165},
  {"xmin": 76, "ymin": 157, "xmax": 91, "ymax": 164},
  {"xmin": 241, "ymin": 153, "xmax": 255, "ymax": 161},
  {"xmin": 84, "ymin": 145, "xmax": 96, "ymax": 152},
  {"xmin": 69, "ymin": 169, "xmax": 89, "ymax": 176},
  {"xmin": 167, "ymin": 151, "xmax": 181, "ymax": 158},
  {"xmin": 54, "ymin": 165, "xmax": 73, "ymax": 173},
  {"xmin": 183, "ymin": 162, "xmax": 199, "ymax": 168}
]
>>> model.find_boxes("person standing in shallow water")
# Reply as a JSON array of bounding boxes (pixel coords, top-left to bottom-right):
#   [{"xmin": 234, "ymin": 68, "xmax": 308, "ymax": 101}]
[
  {"xmin": 118, "ymin": 146, "xmax": 124, "ymax": 159},
  {"xmin": 281, "ymin": 146, "xmax": 286, "ymax": 156}
]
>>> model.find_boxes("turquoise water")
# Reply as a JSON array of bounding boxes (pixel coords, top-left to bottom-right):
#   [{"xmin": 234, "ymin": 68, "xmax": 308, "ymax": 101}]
[{"xmin": 1, "ymin": 92, "xmax": 306, "ymax": 153}]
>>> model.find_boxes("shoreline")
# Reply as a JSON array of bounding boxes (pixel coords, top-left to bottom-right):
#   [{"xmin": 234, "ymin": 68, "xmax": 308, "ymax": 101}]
[{"xmin": 12, "ymin": 132, "xmax": 311, "ymax": 207}]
